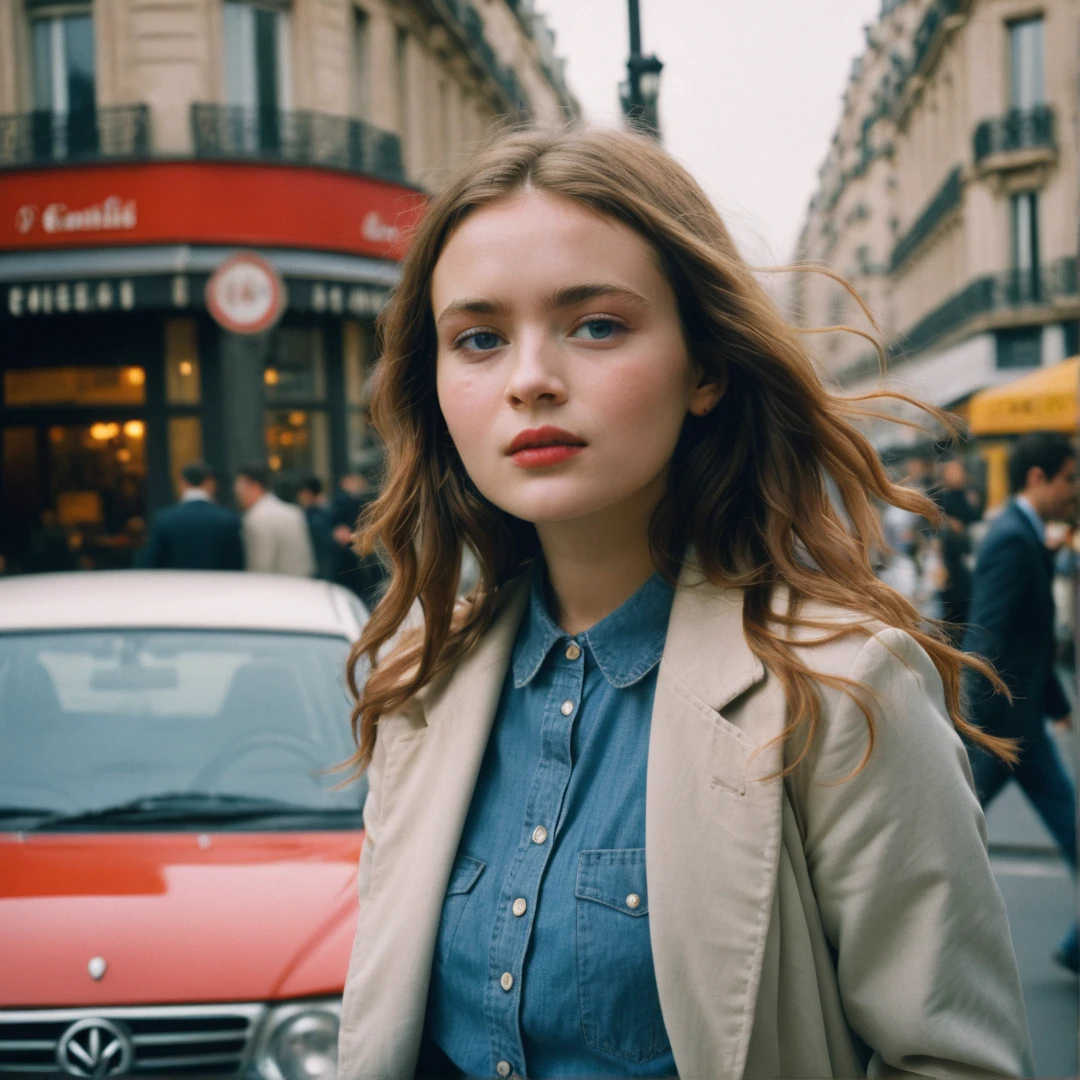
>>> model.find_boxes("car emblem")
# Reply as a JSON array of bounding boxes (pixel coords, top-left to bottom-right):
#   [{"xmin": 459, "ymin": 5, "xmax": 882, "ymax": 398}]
[
  {"xmin": 56, "ymin": 1018, "xmax": 134, "ymax": 1078},
  {"xmin": 88, "ymin": 956, "xmax": 107, "ymax": 981}
]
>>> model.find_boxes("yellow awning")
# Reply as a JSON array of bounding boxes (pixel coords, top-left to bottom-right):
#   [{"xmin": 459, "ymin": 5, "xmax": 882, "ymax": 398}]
[{"xmin": 968, "ymin": 356, "xmax": 1080, "ymax": 436}]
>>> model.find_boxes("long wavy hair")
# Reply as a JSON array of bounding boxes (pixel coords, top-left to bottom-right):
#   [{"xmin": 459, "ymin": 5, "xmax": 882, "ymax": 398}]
[{"xmin": 343, "ymin": 125, "xmax": 1013, "ymax": 778}]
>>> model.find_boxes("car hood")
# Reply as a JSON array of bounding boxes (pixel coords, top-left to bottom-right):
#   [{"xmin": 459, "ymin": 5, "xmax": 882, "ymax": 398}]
[{"xmin": 0, "ymin": 831, "xmax": 363, "ymax": 1007}]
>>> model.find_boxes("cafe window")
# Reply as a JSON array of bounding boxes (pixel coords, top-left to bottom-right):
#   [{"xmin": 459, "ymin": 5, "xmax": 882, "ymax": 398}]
[
  {"xmin": 263, "ymin": 325, "xmax": 330, "ymax": 489},
  {"xmin": 343, "ymin": 319, "xmax": 379, "ymax": 471},
  {"xmin": 4, "ymin": 366, "xmax": 146, "ymax": 407},
  {"xmin": 165, "ymin": 318, "xmax": 201, "ymax": 405}
]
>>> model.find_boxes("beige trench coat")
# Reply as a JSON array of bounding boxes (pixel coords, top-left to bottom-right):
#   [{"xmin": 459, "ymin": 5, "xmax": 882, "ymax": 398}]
[{"xmin": 338, "ymin": 562, "xmax": 1033, "ymax": 1080}]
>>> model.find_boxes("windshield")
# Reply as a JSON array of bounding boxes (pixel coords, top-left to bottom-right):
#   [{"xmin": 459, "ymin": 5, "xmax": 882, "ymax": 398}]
[{"xmin": 0, "ymin": 630, "xmax": 366, "ymax": 830}]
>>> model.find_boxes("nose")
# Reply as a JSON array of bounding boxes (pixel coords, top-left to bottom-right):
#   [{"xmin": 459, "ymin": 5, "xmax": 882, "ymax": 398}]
[{"xmin": 504, "ymin": 331, "xmax": 567, "ymax": 410}]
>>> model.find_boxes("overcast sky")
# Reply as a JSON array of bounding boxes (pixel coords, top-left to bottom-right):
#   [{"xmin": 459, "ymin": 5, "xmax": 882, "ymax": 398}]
[{"xmin": 534, "ymin": 0, "xmax": 882, "ymax": 266}]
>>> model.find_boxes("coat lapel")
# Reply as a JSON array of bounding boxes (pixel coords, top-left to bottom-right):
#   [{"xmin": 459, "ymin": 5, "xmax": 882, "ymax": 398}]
[
  {"xmin": 647, "ymin": 562, "xmax": 784, "ymax": 1080},
  {"xmin": 357, "ymin": 577, "xmax": 530, "ymax": 1079}
]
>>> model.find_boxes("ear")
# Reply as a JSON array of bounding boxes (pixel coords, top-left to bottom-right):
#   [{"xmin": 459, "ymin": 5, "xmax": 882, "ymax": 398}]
[{"xmin": 688, "ymin": 367, "xmax": 727, "ymax": 418}]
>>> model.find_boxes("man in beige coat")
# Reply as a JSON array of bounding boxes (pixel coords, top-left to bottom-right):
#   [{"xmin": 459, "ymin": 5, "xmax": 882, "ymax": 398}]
[
  {"xmin": 234, "ymin": 465, "xmax": 315, "ymax": 578},
  {"xmin": 338, "ymin": 563, "xmax": 1033, "ymax": 1080}
]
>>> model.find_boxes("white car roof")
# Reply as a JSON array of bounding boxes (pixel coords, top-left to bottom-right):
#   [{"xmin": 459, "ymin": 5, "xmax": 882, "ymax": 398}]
[{"xmin": 0, "ymin": 571, "xmax": 366, "ymax": 637}]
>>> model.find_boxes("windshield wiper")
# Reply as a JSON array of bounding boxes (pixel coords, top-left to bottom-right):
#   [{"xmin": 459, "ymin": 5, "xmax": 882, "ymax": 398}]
[
  {"xmin": 30, "ymin": 792, "xmax": 362, "ymax": 831},
  {"xmin": 0, "ymin": 805, "xmax": 60, "ymax": 824}
]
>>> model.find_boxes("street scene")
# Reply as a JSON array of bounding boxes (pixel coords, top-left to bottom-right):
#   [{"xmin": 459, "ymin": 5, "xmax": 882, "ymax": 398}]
[{"xmin": 1, "ymin": 0, "xmax": 1079, "ymax": 1076}]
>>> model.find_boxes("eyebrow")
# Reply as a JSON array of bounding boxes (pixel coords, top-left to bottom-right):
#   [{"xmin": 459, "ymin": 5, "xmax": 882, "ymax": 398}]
[{"xmin": 434, "ymin": 282, "xmax": 650, "ymax": 328}]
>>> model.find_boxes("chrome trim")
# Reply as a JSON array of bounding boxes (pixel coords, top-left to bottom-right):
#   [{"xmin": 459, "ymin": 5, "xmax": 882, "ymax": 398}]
[{"xmin": 0, "ymin": 1002, "xmax": 266, "ymax": 1076}]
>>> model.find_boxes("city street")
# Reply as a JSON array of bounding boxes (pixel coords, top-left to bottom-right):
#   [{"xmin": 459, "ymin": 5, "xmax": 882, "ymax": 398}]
[{"xmin": 986, "ymin": 728, "xmax": 1078, "ymax": 1077}]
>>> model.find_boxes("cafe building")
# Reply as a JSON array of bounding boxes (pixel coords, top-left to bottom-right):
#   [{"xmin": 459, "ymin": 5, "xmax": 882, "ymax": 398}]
[{"xmin": 0, "ymin": 0, "xmax": 575, "ymax": 573}]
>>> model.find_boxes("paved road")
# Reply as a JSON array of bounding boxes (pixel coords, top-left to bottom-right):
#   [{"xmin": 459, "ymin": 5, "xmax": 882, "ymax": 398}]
[{"xmin": 986, "ymin": 726, "xmax": 1077, "ymax": 1077}]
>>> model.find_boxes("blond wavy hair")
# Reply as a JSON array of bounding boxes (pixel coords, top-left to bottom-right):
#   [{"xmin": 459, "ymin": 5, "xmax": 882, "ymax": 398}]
[{"xmin": 343, "ymin": 125, "xmax": 1013, "ymax": 778}]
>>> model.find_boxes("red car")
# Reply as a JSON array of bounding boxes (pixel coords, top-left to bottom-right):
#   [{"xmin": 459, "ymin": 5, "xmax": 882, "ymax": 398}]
[{"xmin": 0, "ymin": 571, "xmax": 369, "ymax": 1080}]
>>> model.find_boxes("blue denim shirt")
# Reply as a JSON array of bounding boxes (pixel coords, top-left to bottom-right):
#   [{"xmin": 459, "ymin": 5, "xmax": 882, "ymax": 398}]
[{"xmin": 420, "ymin": 566, "xmax": 677, "ymax": 1079}]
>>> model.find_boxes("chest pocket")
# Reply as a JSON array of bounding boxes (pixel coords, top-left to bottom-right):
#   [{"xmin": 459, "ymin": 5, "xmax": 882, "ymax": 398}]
[
  {"xmin": 575, "ymin": 848, "xmax": 670, "ymax": 1064},
  {"xmin": 435, "ymin": 854, "xmax": 485, "ymax": 966}
]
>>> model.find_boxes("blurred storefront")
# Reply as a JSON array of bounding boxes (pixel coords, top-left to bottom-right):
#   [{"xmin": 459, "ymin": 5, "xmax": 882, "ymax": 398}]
[
  {"xmin": 0, "ymin": 162, "xmax": 417, "ymax": 573},
  {"xmin": 0, "ymin": 0, "xmax": 577, "ymax": 572}
]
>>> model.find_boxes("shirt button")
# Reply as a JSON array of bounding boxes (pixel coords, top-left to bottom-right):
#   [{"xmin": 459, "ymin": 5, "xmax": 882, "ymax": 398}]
[
  {"xmin": 565, "ymin": 642, "xmax": 581, "ymax": 660},
  {"xmin": 512, "ymin": 897, "xmax": 527, "ymax": 917},
  {"xmin": 626, "ymin": 893, "xmax": 641, "ymax": 909},
  {"xmin": 497, "ymin": 1064, "xmax": 512, "ymax": 1078},
  {"xmin": 532, "ymin": 825, "xmax": 548, "ymax": 844},
  {"xmin": 500, "ymin": 971, "xmax": 514, "ymax": 991},
  {"xmin": 560, "ymin": 699, "xmax": 574, "ymax": 716}
]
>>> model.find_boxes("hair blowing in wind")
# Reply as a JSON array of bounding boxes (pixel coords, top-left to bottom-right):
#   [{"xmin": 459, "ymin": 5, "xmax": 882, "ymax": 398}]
[{"xmin": 342, "ymin": 125, "xmax": 1014, "ymax": 779}]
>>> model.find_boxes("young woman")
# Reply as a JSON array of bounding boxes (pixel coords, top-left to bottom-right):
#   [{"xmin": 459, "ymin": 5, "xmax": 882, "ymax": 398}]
[{"xmin": 337, "ymin": 127, "xmax": 1032, "ymax": 1080}]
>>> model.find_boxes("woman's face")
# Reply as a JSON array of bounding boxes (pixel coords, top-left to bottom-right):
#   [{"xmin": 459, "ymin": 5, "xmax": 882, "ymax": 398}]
[{"xmin": 432, "ymin": 190, "xmax": 721, "ymax": 528}]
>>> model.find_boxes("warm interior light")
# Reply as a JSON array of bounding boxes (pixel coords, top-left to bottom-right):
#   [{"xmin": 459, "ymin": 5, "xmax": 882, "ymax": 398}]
[
  {"xmin": 89, "ymin": 422, "xmax": 120, "ymax": 441},
  {"xmin": 124, "ymin": 367, "xmax": 146, "ymax": 386},
  {"xmin": 264, "ymin": 368, "xmax": 280, "ymax": 386},
  {"xmin": 178, "ymin": 361, "xmax": 194, "ymax": 377},
  {"xmin": 279, "ymin": 431, "xmax": 295, "ymax": 447},
  {"xmin": 123, "ymin": 420, "xmax": 145, "ymax": 439},
  {"xmin": 116, "ymin": 448, "xmax": 132, "ymax": 464},
  {"xmin": 288, "ymin": 411, "xmax": 306, "ymax": 427},
  {"xmin": 268, "ymin": 454, "xmax": 282, "ymax": 471}
]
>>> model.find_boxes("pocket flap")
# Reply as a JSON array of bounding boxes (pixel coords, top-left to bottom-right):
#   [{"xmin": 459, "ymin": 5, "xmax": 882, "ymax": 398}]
[
  {"xmin": 575, "ymin": 849, "xmax": 648, "ymax": 916},
  {"xmin": 446, "ymin": 854, "xmax": 485, "ymax": 896}
]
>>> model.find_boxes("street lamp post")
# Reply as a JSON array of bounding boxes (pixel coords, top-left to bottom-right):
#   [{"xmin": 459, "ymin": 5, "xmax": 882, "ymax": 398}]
[{"xmin": 620, "ymin": 0, "xmax": 663, "ymax": 138}]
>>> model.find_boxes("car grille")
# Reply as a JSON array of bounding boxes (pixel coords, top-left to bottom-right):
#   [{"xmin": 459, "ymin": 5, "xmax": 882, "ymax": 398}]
[{"xmin": 0, "ymin": 1003, "xmax": 266, "ymax": 1076}]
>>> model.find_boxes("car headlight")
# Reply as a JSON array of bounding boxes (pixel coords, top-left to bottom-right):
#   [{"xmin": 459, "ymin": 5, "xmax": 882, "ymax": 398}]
[{"xmin": 254, "ymin": 999, "xmax": 341, "ymax": 1080}]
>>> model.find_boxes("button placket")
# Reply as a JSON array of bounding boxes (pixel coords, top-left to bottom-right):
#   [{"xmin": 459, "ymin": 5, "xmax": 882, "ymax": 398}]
[{"xmin": 484, "ymin": 650, "xmax": 584, "ymax": 1076}]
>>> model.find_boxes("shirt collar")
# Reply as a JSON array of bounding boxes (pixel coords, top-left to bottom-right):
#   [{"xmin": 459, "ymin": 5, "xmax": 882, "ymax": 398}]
[
  {"xmin": 181, "ymin": 489, "xmax": 211, "ymax": 503},
  {"xmin": 511, "ymin": 563, "xmax": 675, "ymax": 690},
  {"xmin": 1014, "ymin": 495, "xmax": 1046, "ymax": 544}
]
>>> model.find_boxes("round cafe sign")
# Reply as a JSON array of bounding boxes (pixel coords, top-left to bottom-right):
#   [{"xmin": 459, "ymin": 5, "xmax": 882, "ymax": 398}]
[{"xmin": 205, "ymin": 252, "xmax": 286, "ymax": 334}]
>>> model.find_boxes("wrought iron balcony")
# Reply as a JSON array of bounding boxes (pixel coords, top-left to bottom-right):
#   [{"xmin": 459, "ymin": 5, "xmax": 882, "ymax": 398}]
[
  {"xmin": 190, "ymin": 105, "xmax": 405, "ymax": 184},
  {"xmin": 0, "ymin": 105, "xmax": 150, "ymax": 169},
  {"xmin": 889, "ymin": 166, "xmax": 962, "ymax": 272},
  {"xmin": 840, "ymin": 257, "xmax": 1079, "ymax": 382},
  {"xmin": 973, "ymin": 105, "xmax": 1055, "ymax": 163}
]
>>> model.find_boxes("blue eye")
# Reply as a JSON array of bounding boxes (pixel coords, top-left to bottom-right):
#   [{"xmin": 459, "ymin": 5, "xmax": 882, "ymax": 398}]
[
  {"xmin": 571, "ymin": 319, "xmax": 620, "ymax": 341},
  {"xmin": 460, "ymin": 330, "xmax": 502, "ymax": 351}
]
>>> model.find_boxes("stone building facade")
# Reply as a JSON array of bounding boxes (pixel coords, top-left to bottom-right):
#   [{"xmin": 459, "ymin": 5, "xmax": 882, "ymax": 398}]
[
  {"xmin": 793, "ymin": 0, "xmax": 1079, "ymax": 454},
  {"xmin": 0, "ymin": 0, "xmax": 575, "ymax": 573}
]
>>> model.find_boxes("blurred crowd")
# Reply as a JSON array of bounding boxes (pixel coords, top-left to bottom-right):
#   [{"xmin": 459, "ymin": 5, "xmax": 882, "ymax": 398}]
[
  {"xmin": 878, "ymin": 451, "xmax": 1077, "ymax": 663},
  {"xmin": 136, "ymin": 461, "xmax": 388, "ymax": 611}
]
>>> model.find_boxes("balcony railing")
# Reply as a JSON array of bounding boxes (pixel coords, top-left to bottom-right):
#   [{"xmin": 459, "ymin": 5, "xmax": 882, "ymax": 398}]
[
  {"xmin": 0, "ymin": 105, "xmax": 150, "ymax": 169},
  {"xmin": 889, "ymin": 166, "xmax": 962, "ymax": 272},
  {"xmin": 190, "ymin": 105, "xmax": 405, "ymax": 184},
  {"xmin": 840, "ymin": 257, "xmax": 1079, "ymax": 382},
  {"xmin": 973, "ymin": 105, "xmax": 1055, "ymax": 163}
]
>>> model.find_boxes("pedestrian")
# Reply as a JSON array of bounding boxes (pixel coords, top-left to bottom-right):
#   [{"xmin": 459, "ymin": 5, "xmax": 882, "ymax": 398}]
[
  {"xmin": 337, "ymin": 127, "xmax": 1031, "ymax": 1079},
  {"xmin": 297, "ymin": 475, "xmax": 335, "ymax": 581},
  {"xmin": 330, "ymin": 470, "xmax": 387, "ymax": 609},
  {"xmin": 963, "ymin": 431, "xmax": 1078, "ymax": 974},
  {"xmin": 233, "ymin": 464, "xmax": 315, "ymax": 577},
  {"xmin": 934, "ymin": 457, "xmax": 980, "ymax": 631},
  {"xmin": 137, "ymin": 462, "xmax": 244, "ymax": 571}
]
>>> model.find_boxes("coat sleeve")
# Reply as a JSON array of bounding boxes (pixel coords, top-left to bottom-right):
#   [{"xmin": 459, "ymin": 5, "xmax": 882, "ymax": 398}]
[{"xmin": 797, "ymin": 627, "xmax": 1033, "ymax": 1078}]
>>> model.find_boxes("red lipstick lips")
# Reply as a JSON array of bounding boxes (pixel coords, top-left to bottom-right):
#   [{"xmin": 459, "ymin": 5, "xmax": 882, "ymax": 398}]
[{"xmin": 508, "ymin": 425, "xmax": 587, "ymax": 469}]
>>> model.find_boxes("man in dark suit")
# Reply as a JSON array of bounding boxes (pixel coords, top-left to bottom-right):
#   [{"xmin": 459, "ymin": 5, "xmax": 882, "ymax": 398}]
[
  {"xmin": 138, "ymin": 462, "xmax": 244, "ymax": 571},
  {"xmin": 963, "ymin": 431, "xmax": 1078, "ymax": 973}
]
